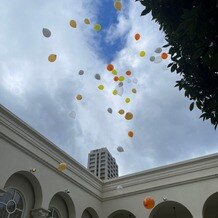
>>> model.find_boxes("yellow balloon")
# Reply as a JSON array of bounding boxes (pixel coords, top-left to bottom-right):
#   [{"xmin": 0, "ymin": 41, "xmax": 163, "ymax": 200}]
[
  {"xmin": 114, "ymin": 1, "xmax": 122, "ymax": 11},
  {"xmin": 119, "ymin": 76, "xmax": 125, "ymax": 81},
  {"xmin": 125, "ymin": 98, "xmax": 130, "ymax": 103},
  {"xmin": 132, "ymin": 88, "xmax": 137, "ymax": 94},
  {"xmin": 48, "ymin": 54, "xmax": 57, "ymax": 62},
  {"xmin": 118, "ymin": 109, "xmax": 125, "ymax": 115},
  {"xmin": 139, "ymin": 51, "xmax": 146, "ymax": 57},
  {"xmin": 113, "ymin": 90, "xmax": 118, "ymax": 95},
  {"xmin": 70, "ymin": 20, "xmax": 77, "ymax": 28},
  {"xmin": 125, "ymin": 112, "xmax": 133, "ymax": 120},
  {"xmin": 98, "ymin": 85, "xmax": 104, "ymax": 90},
  {"xmin": 112, "ymin": 69, "xmax": 118, "ymax": 75},
  {"xmin": 94, "ymin": 24, "xmax": 101, "ymax": 31},
  {"xmin": 76, "ymin": 94, "xmax": 82, "ymax": 100},
  {"xmin": 58, "ymin": 162, "xmax": 67, "ymax": 171},
  {"xmin": 84, "ymin": 18, "xmax": 90, "ymax": 24}
]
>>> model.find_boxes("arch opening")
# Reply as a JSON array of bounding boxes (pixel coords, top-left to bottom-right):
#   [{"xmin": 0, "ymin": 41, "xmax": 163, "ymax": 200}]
[
  {"xmin": 203, "ymin": 192, "xmax": 218, "ymax": 218},
  {"xmin": 81, "ymin": 207, "xmax": 99, "ymax": 218},
  {"xmin": 108, "ymin": 209, "xmax": 136, "ymax": 218},
  {"xmin": 149, "ymin": 201, "xmax": 193, "ymax": 218},
  {"xmin": 49, "ymin": 192, "xmax": 75, "ymax": 218}
]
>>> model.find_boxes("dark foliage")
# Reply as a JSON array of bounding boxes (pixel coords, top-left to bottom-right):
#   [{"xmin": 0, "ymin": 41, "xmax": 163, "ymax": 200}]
[{"xmin": 138, "ymin": 0, "xmax": 218, "ymax": 129}]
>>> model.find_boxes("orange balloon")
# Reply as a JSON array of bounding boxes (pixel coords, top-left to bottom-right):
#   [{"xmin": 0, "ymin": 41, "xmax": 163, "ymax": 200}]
[
  {"xmin": 143, "ymin": 197, "xmax": 155, "ymax": 209},
  {"xmin": 126, "ymin": 70, "xmax": 131, "ymax": 76},
  {"xmin": 114, "ymin": 76, "xmax": 119, "ymax": 81},
  {"xmin": 128, "ymin": 131, "xmax": 134, "ymax": 138},
  {"xmin": 161, "ymin": 52, "xmax": 168, "ymax": 59},
  {"xmin": 135, "ymin": 33, "xmax": 140, "ymax": 41},
  {"xmin": 107, "ymin": 64, "xmax": 114, "ymax": 71}
]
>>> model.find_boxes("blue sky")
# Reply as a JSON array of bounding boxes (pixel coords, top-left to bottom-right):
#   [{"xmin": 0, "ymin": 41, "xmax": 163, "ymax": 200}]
[{"xmin": 0, "ymin": 0, "xmax": 217, "ymax": 176}]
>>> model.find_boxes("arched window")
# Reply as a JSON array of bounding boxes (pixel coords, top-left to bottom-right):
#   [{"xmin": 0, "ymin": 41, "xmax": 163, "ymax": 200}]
[
  {"xmin": 0, "ymin": 188, "xmax": 24, "ymax": 218},
  {"xmin": 48, "ymin": 207, "xmax": 61, "ymax": 218}
]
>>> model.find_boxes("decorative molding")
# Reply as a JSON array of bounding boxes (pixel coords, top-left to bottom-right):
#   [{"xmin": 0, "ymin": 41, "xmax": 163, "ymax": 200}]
[
  {"xmin": 30, "ymin": 208, "xmax": 50, "ymax": 218},
  {"xmin": 0, "ymin": 188, "xmax": 6, "ymax": 197}
]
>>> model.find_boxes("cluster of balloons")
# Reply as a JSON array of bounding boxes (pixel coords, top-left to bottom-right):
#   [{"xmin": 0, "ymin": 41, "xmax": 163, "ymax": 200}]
[{"xmin": 149, "ymin": 47, "xmax": 168, "ymax": 64}]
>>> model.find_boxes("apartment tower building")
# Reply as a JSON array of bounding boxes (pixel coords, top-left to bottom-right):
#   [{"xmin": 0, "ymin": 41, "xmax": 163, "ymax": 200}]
[{"xmin": 87, "ymin": 147, "xmax": 118, "ymax": 180}]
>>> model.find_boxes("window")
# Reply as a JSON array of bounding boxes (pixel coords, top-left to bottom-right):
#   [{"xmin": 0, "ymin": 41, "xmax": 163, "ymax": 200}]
[
  {"xmin": 0, "ymin": 188, "xmax": 24, "ymax": 218},
  {"xmin": 48, "ymin": 207, "xmax": 61, "ymax": 218}
]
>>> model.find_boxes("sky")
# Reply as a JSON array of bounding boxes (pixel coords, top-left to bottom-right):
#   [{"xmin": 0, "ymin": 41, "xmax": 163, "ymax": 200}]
[{"xmin": 0, "ymin": 0, "xmax": 217, "ymax": 176}]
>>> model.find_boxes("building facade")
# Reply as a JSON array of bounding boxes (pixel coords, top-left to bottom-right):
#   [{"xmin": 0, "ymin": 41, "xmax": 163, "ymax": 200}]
[
  {"xmin": 0, "ymin": 104, "xmax": 218, "ymax": 218},
  {"xmin": 88, "ymin": 148, "xmax": 118, "ymax": 180}
]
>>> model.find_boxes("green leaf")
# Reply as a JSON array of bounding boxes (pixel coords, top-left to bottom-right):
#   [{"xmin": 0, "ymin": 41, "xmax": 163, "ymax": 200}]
[
  {"xmin": 141, "ymin": 7, "xmax": 150, "ymax": 16},
  {"xmin": 189, "ymin": 102, "xmax": 194, "ymax": 111}
]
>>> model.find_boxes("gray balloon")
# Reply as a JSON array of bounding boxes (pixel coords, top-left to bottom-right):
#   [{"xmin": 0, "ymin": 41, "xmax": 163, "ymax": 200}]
[
  {"xmin": 42, "ymin": 28, "xmax": 51, "ymax": 38},
  {"xmin": 117, "ymin": 146, "xmax": 124, "ymax": 152},
  {"xmin": 107, "ymin": 108, "xmax": 112, "ymax": 113},
  {"xmin": 150, "ymin": 56, "xmax": 155, "ymax": 62},
  {"xmin": 95, "ymin": 74, "xmax": 101, "ymax": 80},
  {"xmin": 155, "ymin": 47, "xmax": 162, "ymax": 53},
  {"xmin": 79, "ymin": 70, "xmax": 84, "ymax": 75},
  {"xmin": 118, "ymin": 82, "xmax": 123, "ymax": 87}
]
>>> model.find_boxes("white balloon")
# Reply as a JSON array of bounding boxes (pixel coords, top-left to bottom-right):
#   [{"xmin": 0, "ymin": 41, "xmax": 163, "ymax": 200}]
[
  {"xmin": 132, "ymin": 78, "xmax": 138, "ymax": 84},
  {"xmin": 69, "ymin": 111, "xmax": 76, "ymax": 119},
  {"xmin": 115, "ymin": 85, "xmax": 124, "ymax": 96},
  {"xmin": 117, "ymin": 146, "xmax": 124, "ymax": 152},
  {"xmin": 127, "ymin": 78, "xmax": 131, "ymax": 83},
  {"xmin": 116, "ymin": 185, "xmax": 123, "ymax": 193},
  {"xmin": 163, "ymin": 65, "xmax": 169, "ymax": 70},
  {"xmin": 42, "ymin": 28, "xmax": 51, "ymax": 38},
  {"xmin": 154, "ymin": 56, "xmax": 162, "ymax": 63},
  {"xmin": 155, "ymin": 47, "xmax": 162, "ymax": 53}
]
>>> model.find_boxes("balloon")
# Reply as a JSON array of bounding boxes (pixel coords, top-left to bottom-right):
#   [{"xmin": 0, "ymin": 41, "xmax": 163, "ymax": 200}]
[
  {"xmin": 114, "ymin": 76, "xmax": 119, "ymax": 81},
  {"xmin": 150, "ymin": 56, "xmax": 155, "ymax": 62},
  {"xmin": 112, "ymin": 69, "xmax": 117, "ymax": 75},
  {"xmin": 58, "ymin": 162, "xmax": 67, "ymax": 171},
  {"xmin": 76, "ymin": 94, "xmax": 82, "ymax": 100},
  {"xmin": 132, "ymin": 88, "xmax": 137, "ymax": 94},
  {"xmin": 155, "ymin": 47, "xmax": 162, "ymax": 53},
  {"xmin": 127, "ymin": 78, "xmax": 131, "ymax": 83},
  {"xmin": 125, "ymin": 98, "xmax": 130, "ymax": 103},
  {"xmin": 42, "ymin": 28, "xmax": 51, "ymax": 38},
  {"xmin": 161, "ymin": 52, "xmax": 168, "ymax": 59},
  {"xmin": 95, "ymin": 74, "xmax": 101, "ymax": 80},
  {"xmin": 114, "ymin": 1, "xmax": 122, "ymax": 11},
  {"xmin": 116, "ymin": 85, "xmax": 123, "ymax": 96},
  {"xmin": 139, "ymin": 51, "xmax": 146, "ymax": 57},
  {"xmin": 78, "ymin": 70, "xmax": 84, "ymax": 75},
  {"xmin": 132, "ymin": 78, "xmax": 138, "ymax": 84},
  {"xmin": 94, "ymin": 24, "xmax": 101, "ymax": 31},
  {"xmin": 154, "ymin": 56, "xmax": 162, "ymax": 63},
  {"xmin": 143, "ymin": 197, "xmax": 155, "ymax": 209},
  {"xmin": 117, "ymin": 146, "xmax": 124, "ymax": 152},
  {"xmin": 107, "ymin": 108, "xmax": 112, "ymax": 114},
  {"xmin": 135, "ymin": 33, "xmax": 140, "ymax": 41},
  {"xmin": 48, "ymin": 54, "xmax": 57, "ymax": 62},
  {"xmin": 118, "ymin": 76, "xmax": 125, "ymax": 81},
  {"xmin": 118, "ymin": 109, "xmax": 125, "ymax": 115},
  {"xmin": 128, "ymin": 131, "xmax": 134, "ymax": 137},
  {"xmin": 98, "ymin": 85, "xmax": 104, "ymax": 90},
  {"xmin": 116, "ymin": 185, "xmax": 123, "ymax": 192},
  {"xmin": 118, "ymin": 82, "xmax": 123, "ymax": 87},
  {"xmin": 69, "ymin": 20, "xmax": 77, "ymax": 28},
  {"xmin": 112, "ymin": 90, "xmax": 118, "ymax": 95},
  {"xmin": 107, "ymin": 64, "xmax": 114, "ymax": 71},
  {"xmin": 69, "ymin": 111, "xmax": 76, "ymax": 119},
  {"xmin": 162, "ymin": 65, "xmax": 169, "ymax": 70},
  {"xmin": 125, "ymin": 112, "xmax": 133, "ymax": 120},
  {"xmin": 126, "ymin": 70, "xmax": 131, "ymax": 76},
  {"xmin": 84, "ymin": 18, "xmax": 90, "ymax": 24}
]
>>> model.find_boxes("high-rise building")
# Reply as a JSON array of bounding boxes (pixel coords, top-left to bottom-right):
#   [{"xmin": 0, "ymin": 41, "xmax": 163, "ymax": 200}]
[{"xmin": 87, "ymin": 147, "xmax": 118, "ymax": 180}]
